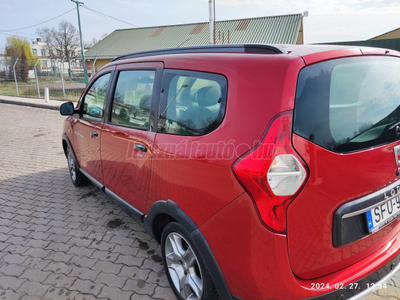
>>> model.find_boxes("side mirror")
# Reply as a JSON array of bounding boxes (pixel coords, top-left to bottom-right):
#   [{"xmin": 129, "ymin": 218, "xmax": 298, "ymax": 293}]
[
  {"xmin": 87, "ymin": 106, "xmax": 103, "ymax": 118},
  {"xmin": 60, "ymin": 102, "xmax": 76, "ymax": 116}
]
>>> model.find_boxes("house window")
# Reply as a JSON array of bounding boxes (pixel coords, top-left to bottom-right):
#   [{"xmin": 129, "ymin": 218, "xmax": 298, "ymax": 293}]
[
  {"xmin": 57, "ymin": 50, "xmax": 61, "ymax": 56},
  {"xmin": 41, "ymin": 49, "xmax": 46, "ymax": 56},
  {"xmin": 70, "ymin": 51, "xmax": 75, "ymax": 57},
  {"xmin": 32, "ymin": 49, "xmax": 37, "ymax": 56},
  {"xmin": 49, "ymin": 50, "xmax": 54, "ymax": 56},
  {"xmin": 42, "ymin": 60, "xmax": 47, "ymax": 67}
]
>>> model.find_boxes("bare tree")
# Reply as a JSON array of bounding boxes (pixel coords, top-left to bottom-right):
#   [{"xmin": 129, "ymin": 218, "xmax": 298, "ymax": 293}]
[
  {"xmin": 83, "ymin": 38, "xmax": 99, "ymax": 49},
  {"xmin": 84, "ymin": 33, "xmax": 108, "ymax": 49},
  {"xmin": 36, "ymin": 20, "xmax": 79, "ymax": 60}
]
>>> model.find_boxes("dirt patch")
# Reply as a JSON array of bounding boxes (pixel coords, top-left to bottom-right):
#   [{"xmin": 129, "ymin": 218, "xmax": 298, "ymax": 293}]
[{"xmin": 106, "ymin": 218, "xmax": 124, "ymax": 228}]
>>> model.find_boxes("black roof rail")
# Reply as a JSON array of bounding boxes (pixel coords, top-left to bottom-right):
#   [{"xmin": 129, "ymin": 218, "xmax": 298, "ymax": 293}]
[{"xmin": 111, "ymin": 44, "xmax": 286, "ymax": 62}]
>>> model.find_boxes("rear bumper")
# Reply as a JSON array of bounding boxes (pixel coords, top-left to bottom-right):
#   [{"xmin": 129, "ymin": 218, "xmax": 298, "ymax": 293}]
[
  {"xmin": 200, "ymin": 193, "xmax": 400, "ymax": 299},
  {"xmin": 309, "ymin": 253, "xmax": 400, "ymax": 300}
]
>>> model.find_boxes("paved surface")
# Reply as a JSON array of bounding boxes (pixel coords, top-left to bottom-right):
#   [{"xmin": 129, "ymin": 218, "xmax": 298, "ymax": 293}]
[
  {"xmin": 0, "ymin": 100, "xmax": 399, "ymax": 300},
  {"xmin": 0, "ymin": 103, "xmax": 177, "ymax": 300}
]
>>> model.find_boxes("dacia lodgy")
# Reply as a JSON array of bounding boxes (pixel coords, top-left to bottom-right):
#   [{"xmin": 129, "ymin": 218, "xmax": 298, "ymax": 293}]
[{"xmin": 60, "ymin": 44, "xmax": 400, "ymax": 300}]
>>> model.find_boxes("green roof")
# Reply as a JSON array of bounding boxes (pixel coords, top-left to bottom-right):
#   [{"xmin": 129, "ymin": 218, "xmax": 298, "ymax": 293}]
[{"xmin": 85, "ymin": 14, "xmax": 303, "ymax": 59}]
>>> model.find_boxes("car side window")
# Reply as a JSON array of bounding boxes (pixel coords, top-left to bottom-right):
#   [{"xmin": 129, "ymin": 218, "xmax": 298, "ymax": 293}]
[
  {"xmin": 158, "ymin": 70, "xmax": 227, "ymax": 135},
  {"xmin": 111, "ymin": 70, "xmax": 155, "ymax": 128},
  {"xmin": 82, "ymin": 73, "xmax": 111, "ymax": 120}
]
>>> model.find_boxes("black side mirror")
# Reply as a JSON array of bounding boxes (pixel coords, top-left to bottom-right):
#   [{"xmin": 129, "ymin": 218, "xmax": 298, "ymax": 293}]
[{"xmin": 60, "ymin": 102, "xmax": 76, "ymax": 116}]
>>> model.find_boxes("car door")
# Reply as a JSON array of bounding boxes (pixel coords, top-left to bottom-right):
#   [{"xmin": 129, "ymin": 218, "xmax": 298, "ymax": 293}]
[
  {"xmin": 72, "ymin": 67, "xmax": 114, "ymax": 184},
  {"xmin": 101, "ymin": 62, "xmax": 163, "ymax": 213}
]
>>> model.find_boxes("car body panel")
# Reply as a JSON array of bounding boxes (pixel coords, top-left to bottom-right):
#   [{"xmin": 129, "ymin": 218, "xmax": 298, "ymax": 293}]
[
  {"xmin": 289, "ymin": 134, "xmax": 400, "ymax": 279},
  {"xmin": 102, "ymin": 124, "xmax": 155, "ymax": 213},
  {"xmin": 147, "ymin": 54, "xmax": 304, "ymax": 226},
  {"xmin": 72, "ymin": 118, "xmax": 104, "ymax": 183},
  {"xmin": 200, "ymin": 191, "xmax": 400, "ymax": 299}
]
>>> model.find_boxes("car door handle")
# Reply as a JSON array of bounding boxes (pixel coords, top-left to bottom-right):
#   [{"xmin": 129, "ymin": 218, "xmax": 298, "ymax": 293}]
[
  {"xmin": 91, "ymin": 131, "xmax": 98, "ymax": 138},
  {"xmin": 134, "ymin": 144, "xmax": 147, "ymax": 152}
]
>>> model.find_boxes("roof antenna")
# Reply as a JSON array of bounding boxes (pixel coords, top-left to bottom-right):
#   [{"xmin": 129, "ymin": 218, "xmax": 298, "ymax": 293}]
[{"xmin": 302, "ymin": 11, "xmax": 309, "ymax": 18}]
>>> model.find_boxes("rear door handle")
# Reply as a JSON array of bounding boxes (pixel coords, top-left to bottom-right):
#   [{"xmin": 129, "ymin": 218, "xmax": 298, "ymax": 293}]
[
  {"xmin": 91, "ymin": 131, "xmax": 98, "ymax": 138},
  {"xmin": 134, "ymin": 144, "xmax": 147, "ymax": 152}
]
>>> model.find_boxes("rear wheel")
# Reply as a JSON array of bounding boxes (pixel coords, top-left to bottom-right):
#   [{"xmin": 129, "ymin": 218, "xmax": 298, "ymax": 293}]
[
  {"xmin": 161, "ymin": 222, "xmax": 219, "ymax": 300},
  {"xmin": 66, "ymin": 146, "xmax": 86, "ymax": 187}
]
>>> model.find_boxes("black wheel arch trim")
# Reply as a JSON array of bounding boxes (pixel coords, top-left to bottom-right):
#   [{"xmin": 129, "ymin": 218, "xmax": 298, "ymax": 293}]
[
  {"xmin": 144, "ymin": 200, "xmax": 197, "ymax": 238},
  {"xmin": 62, "ymin": 132, "xmax": 80, "ymax": 169},
  {"xmin": 144, "ymin": 200, "xmax": 234, "ymax": 300}
]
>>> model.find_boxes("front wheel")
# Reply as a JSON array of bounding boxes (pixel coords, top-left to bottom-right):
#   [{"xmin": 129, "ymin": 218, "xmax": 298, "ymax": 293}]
[
  {"xmin": 161, "ymin": 222, "xmax": 219, "ymax": 300},
  {"xmin": 66, "ymin": 146, "xmax": 87, "ymax": 187}
]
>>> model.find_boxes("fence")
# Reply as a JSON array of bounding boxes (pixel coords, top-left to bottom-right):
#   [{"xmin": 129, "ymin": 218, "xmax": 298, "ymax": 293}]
[{"xmin": 0, "ymin": 58, "xmax": 87, "ymax": 101}]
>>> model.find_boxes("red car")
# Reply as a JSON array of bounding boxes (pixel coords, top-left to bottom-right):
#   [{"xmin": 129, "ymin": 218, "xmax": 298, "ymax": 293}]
[{"xmin": 60, "ymin": 44, "xmax": 400, "ymax": 300}]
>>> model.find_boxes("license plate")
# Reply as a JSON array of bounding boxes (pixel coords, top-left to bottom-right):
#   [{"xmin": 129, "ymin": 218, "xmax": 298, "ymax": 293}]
[{"xmin": 366, "ymin": 196, "xmax": 400, "ymax": 233}]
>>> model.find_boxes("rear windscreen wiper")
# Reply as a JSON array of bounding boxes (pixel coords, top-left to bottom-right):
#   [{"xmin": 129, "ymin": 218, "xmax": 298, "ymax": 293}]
[{"xmin": 388, "ymin": 121, "xmax": 400, "ymax": 134}]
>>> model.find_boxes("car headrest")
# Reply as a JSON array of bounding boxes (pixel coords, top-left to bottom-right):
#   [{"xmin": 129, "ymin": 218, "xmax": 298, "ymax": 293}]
[{"xmin": 196, "ymin": 86, "xmax": 221, "ymax": 107}]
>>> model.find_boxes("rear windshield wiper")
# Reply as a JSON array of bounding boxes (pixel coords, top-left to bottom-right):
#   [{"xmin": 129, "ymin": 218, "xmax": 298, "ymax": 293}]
[
  {"xmin": 346, "ymin": 121, "xmax": 400, "ymax": 144},
  {"xmin": 388, "ymin": 120, "xmax": 400, "ymax": 133}
]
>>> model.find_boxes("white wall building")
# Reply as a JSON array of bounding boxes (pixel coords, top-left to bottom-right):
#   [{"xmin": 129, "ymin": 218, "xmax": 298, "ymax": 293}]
[{"xmin": 30, "ymin": 38, "xmax": 84, "ymax": 74}]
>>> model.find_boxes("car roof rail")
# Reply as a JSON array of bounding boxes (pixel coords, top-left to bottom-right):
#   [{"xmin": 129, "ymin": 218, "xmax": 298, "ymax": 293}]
[{"xmin": 111, "ymin": 44, "xmax": 287, "ymax": 62}]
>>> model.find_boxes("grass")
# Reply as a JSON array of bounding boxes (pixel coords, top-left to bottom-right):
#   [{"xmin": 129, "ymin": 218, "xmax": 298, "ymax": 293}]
[{"xmin": 0, "ymin": 81, "xmax": 83, "ymax": 102}]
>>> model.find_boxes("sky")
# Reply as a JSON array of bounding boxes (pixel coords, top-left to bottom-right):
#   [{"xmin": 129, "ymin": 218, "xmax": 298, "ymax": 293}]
[{"xmin": 0, "ymin": 0, "xmax": 399, "ymax": 51}]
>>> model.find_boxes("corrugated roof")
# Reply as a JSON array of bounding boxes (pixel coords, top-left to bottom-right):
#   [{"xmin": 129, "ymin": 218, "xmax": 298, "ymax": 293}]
[{"xmin": 85, "ymin": 14, "xmax": 303, "ymax": 59}]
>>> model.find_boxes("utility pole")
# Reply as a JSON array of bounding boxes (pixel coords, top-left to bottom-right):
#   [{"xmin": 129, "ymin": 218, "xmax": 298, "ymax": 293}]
[
  {"xmin": 71, "ymin": 0, "xmax": 88, "ymax": 85},
  {"xmin": 209, "ymin": 0, "xmax": 215, "ymax": 45}
]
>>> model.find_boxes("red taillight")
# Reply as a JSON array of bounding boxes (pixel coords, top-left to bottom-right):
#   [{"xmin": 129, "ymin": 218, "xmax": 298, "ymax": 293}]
[{"xmin": 233, "ymin": 112, "xmax": 308, "ymax": 233}]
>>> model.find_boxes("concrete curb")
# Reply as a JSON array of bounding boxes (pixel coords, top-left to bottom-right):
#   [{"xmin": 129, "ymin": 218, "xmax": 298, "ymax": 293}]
[{"xmin": 0, "ymin": 99, "xmax": 60, "ymax": 111}]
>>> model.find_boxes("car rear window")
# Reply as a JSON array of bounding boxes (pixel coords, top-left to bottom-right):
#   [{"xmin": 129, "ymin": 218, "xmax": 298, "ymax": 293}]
[{"xmin": 293, "ymin": 56, "xmax": 400, "ymax": 153}]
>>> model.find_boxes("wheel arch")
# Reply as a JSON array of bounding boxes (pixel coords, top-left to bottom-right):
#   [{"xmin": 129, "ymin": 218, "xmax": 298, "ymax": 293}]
[
  {"xmin": 144, "ymin": 200, "xmax": 233, "ymax": 300},
  {"xmin": 62, "ymin": 132, "xmax": 80, "ymax": 168}
]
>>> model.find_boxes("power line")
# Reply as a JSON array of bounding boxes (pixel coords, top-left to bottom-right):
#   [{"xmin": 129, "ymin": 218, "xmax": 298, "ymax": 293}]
[
  {"xmin": 0, "ymin": 8, "xmax": 76, "ymax": 33},
  {"xmin": 83, "ymin": 5, "xmax": 139, "ymax": 28}
]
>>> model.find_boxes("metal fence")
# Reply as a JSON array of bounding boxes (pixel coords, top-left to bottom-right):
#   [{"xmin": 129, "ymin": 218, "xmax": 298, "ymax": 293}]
[{"xmin": 0, "ymin": 58, "xmax": 86, "ymax": 101}]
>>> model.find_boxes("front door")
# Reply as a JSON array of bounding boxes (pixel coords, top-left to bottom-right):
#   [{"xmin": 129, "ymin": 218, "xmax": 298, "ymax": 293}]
[
  {"xmin": 101, "ymin": 62, "xmax": 162, "ymax": 213},
  {"xmin": 73, "ymin": 70, "xmax": 113, "ymax": 184}
]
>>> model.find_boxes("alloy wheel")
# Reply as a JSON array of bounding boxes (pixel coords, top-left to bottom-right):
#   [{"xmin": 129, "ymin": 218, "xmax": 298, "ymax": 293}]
[
  {"xmin": 67, "ymin": 148, "xmax": 76, "ymax": 182},
  {"xmin": 164, "ymin": 232, "xmax": 204, "ymax": 300}
]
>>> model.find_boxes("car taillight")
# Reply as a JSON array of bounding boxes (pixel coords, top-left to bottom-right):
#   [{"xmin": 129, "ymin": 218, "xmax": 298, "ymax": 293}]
[{"xmin": 233, "ymin": 112, "xmax": 308, "ymax": 233}]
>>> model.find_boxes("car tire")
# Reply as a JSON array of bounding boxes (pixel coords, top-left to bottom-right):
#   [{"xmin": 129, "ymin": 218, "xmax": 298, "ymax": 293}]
[
  {"xmin": 161, "ymin": 222, "xmax": 219, "ymax": 300},
  {"xmin": 66, "ymin": 146, "xmax": 87, "ymax": 187}
]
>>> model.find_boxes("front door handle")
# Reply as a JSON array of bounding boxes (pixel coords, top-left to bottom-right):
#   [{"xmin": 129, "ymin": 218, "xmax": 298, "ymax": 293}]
[
  {"xmin": 134, "ymin": 143, "xmax": 147, "ymax": 152},
  {"xmin": 91, "ymin": 131, "xmax": 98, "ymax": 138}
]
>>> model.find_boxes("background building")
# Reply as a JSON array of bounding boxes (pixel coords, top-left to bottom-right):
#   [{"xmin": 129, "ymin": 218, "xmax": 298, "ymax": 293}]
[
  {"xmin": 30, "ymin": 38, "xmax": 84, "ymax": 75},
  {"xmin": 318, "ymin": 27, "xmax": 400, "ymax": 52}
]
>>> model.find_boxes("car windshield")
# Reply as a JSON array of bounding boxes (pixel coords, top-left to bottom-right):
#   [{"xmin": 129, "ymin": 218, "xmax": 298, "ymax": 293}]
[{"xmin": 294, "ymin": 56, "xmax": 400, "ymax": 152}]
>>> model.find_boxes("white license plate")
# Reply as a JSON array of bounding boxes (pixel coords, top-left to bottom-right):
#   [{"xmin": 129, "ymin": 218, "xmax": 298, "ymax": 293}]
[{"xmin": 366, "ymin": 196, "xmax": 400, "ymax": 233}]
